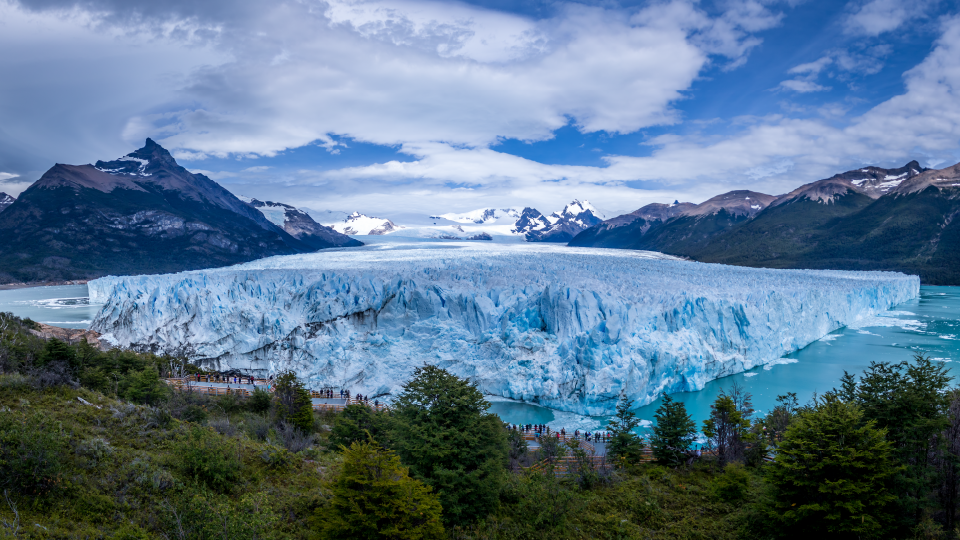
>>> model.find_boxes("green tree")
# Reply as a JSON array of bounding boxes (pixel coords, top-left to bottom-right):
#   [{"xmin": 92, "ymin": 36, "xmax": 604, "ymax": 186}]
[
  {"xmin": 390, "ymin": 365, "xmax": 508, "ymax": 527},
  {"xmin": 852, "ymin": 354, "xmax": 951, "ymax": 530},
  {"xmin": 606, "ymin": 392, "xmax": 645, "ymax": 466},
  {"xmin": 273, "ymin": 371, "xmax": 313, "ymax": 433},
  {"xmin": 124, "ymin": 366, "xmax": 169, "ymax": 405},
  {"xmin": 37, "ymin": 338, "xmax": 76, "ymax": 370},
  {"xmin": 320, "ymin": 441, "xmax": 444, "ymax": 540},
  {"xmin": 767, "ymin": 397, "xmax": 898, "ymax": 539},
  {"xmin": 329, "ymin": 403, "xmax": 392, "ymax": 449},
  {"xmin": 702, "ymin": 384, "xmax": 753, "ymax": 465},
  {"xmin": 650, "ymin": 392, "xmax": 696, "ymax": 467}
]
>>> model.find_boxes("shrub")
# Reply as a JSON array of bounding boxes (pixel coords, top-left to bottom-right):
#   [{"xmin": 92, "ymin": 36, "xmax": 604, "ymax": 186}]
[
  {"xmin": 319, "ymin": 441, "xmax": 444, "ymax": 540},
  {"xmin": 329, "ymin": 403, "xmax": 391, "ymax": 449},
  {"xmin": 124, "ymin": 367, "xmax": 169, "ymax": 405},
  {"xmin": 249, "ymin": 387, "xmax": 272, "ymax": 414},
  {"xmin": 713, "ymin": 463, "xmax": 750, "ymax": 502},
  {"xmin": 0, "ymin": 412, "xmax": 67, "ymax": 495},
  {"xmin": 276, "ymin": 421, "xmax": 314, "ymax": 453},
  {"xmin": 177, "ymin": 426, "xmax": 241, "ymax": 493}
]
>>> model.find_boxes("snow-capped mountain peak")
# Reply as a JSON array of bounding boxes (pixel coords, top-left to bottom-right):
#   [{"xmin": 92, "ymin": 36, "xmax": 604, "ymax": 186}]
[
  {"xmin": 437, "ymin": 207, "xmax": 522, "ymax": 224},
  {"xmin": 331, "ymin": 212, "xmax": 401, "ymax": 235}
]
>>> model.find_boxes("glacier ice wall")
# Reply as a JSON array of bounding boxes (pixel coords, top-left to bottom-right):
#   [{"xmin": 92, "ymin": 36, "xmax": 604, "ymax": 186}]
[{"xmin": 88, "ymin": 242, "xmax": 919, "ymax": 415}]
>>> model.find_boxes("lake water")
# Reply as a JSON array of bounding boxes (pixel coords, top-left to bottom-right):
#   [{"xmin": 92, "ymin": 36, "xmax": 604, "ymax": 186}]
[
  {"xmin": 0, "ymin": 284, "xmax": 101, "ymax": 329},
  {"xmin": 2, "ymin": 282, "xmax": 958, "ymax": 434}
]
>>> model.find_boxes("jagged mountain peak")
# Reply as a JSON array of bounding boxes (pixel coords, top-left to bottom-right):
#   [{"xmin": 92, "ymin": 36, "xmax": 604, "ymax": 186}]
[
  {"xmin": 893, "ymin": 160, "xmax": 960, "ymax": 195},
  {"xmin": 0, "ymin": 192, "xmax": 14, "ymax": 213},
  {"xmin": 94, "ymin": 138, "xmax": 180, "ymax": 177}
]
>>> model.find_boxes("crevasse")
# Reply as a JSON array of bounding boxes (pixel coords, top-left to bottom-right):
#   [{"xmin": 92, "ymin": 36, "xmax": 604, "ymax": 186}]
[{"xmin": 88, "ymin": 242, "xmax": 919, "ymax": 415}]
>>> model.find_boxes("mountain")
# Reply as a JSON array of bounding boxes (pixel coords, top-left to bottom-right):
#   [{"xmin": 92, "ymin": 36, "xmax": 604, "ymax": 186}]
[
  {"xmin": 436, "ymin": 207, "xmax": 522, "ymax": 224},
  {"xmin": 569, "ymin": 190, "xmax": 775, "ymax": 250},
  {"xmin": 0, "ymin": 139, "xmax": 345, "ymax": 283},
  {"xmin": 329, "ymin": 212, "xmax": 400, "ymax": 235},
  {"xmin": 570, "ymin": 160, "xmax": 960, "ymax": 284},
  {"xmin": 0, "ymin": 192, "xmax": 13, "ymax": 213},
  {"xmin": 521, "ymin": 200, "xmax": 603, "ymax": 242},
  {"xmin": 245, "ymin": 198, "xmax": 361, "ymax": 249}
]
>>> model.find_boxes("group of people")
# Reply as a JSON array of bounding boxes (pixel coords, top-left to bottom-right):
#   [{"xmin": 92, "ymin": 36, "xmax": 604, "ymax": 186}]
[
  {"xmin": 193, "ymin": 373, "xmax": 265, "ymax": 386},
  {"xmin": 507, "ymin": 423, "xmax": 611, "ymax": 443}
]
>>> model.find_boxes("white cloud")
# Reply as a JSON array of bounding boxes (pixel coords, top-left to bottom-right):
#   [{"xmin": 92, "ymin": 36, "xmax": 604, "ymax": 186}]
[
  {"xmin": 106, "ymin": 0, "xmax": 785, "ymax": 158},
  {"xmin": 778, "ymin": 79, "xmax": 831, "ymax": 92},
  {"xmin": 845, "ymin": 0, "xmax": 935, "ymax": 37},
  {"xmin": 788, "ymin": 56, "xmax": 832, "ymax": 75},
  {"xmin": 0, "ymin": 172, "xmax": 19, "ymax": 182},
  {"xmin": 304, "ymin": 15, "xmax": 960, "ymax": 213}
]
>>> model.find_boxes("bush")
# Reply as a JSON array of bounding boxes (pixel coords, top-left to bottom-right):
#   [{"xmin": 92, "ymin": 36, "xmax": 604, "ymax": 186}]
[
  {"xmin": 276, "ymin": 421, "xmax": 314, "ymax": 453},
  {"xmin": 329, "ymin": 403, "xmax": 391, "ymax": 449},
  {"xmin": 320, "ymin": 441, "xmax": 444, "ymax": 540},
  {"xmin": 249, "ymin": 387, "xmax": 272, "ymax": 414},
  {"xmin": 177, "ymin": 426, "xmax": 241, "ymax": 493},
  {"xmin": 712, "ymin": 463, "xmax": 750, "ymax": 502},
  {"xmin": 0, "ymin": 412, "xmax": 67, "ymax": 495},
  {"xmin": 124, "ymin": 367, "xmax": 169, "ymax": 405}
]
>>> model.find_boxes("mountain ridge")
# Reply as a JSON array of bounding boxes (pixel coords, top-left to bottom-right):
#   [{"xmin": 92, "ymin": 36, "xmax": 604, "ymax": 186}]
[
  {"xmin": 569, "ymin": 160, "xmax": 960, "ymax": 284},
  {"xmin": 0, "ymin": 139, "xmax": 358, "ymax": 284}
]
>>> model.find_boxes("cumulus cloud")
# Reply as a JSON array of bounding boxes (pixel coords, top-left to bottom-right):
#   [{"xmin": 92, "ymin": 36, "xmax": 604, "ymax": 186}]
[{"xmin": 845, "ymin": 0, "xmax": 937, "ymax": 37}]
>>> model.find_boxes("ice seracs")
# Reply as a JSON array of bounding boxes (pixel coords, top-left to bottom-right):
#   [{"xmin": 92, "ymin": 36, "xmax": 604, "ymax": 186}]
[{"xmin": 89, "ymin": 241, "xmax": 919, "ymax": 416}]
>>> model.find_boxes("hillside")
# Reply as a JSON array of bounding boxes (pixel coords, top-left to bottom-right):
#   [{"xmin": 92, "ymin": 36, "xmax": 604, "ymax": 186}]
[
  {"xmin": 0, "ymin": 139, "xmax": 359, "ymax": 283},
  {"xmin": 570, "ymin": 161, "xmax": 960, "ymax": 284}
]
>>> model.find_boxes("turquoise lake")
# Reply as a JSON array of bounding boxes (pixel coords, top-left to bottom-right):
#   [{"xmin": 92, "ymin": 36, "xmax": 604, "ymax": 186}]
[{"xmin": 2, "ymin": 283, "xmax": 958, "ymax": 434}]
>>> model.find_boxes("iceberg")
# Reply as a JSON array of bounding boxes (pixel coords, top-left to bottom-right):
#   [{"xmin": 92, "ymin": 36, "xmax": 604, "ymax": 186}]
[{"xmin": 88, "ymin": 242, "xmax": 919, "ymax": 415}]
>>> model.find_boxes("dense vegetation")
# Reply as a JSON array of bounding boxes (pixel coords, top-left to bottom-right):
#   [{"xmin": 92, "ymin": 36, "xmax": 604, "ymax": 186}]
[{"xmin": 5, "ymin": 309, "xmax": 960, "ymax": 538}]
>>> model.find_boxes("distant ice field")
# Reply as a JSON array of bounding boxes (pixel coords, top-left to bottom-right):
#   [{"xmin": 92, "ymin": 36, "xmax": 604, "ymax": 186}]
[{"xmin": 89, "ymin": 240, "xmax": 919, "ymax": 415}]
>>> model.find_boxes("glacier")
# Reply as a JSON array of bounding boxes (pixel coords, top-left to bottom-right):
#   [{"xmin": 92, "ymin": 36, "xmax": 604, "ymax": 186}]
[{"xmin": 88, "ymin": 241, "xmax": 920, "ymax": 416}]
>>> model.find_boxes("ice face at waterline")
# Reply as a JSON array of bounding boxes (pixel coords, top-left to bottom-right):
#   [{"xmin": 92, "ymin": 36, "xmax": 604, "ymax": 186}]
[{"xmin": 88, "ymin": 242, "xmax": 919, "ymax": 415}]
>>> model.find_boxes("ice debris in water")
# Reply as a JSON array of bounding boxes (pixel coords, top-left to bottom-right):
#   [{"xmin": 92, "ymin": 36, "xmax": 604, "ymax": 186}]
[{"xmin": 88, "ymin": 241, "xmax": 920, "ymax": 415}]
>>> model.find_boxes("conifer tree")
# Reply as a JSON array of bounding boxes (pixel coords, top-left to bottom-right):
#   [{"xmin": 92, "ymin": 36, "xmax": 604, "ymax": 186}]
[
  {"xmin": 321, "ymin": 441, "xmax": 444, "ymax": 540},
  {"xmin": 651, "ymin": 392, "xmax": 696, "ymax": 467},
  {"xmin": 606, "ymin": 392, "xmax": 644, "ymax": 466},
  {"xmin": 390, "ymin": 365, "xmax": 508, "ymax": 527}
]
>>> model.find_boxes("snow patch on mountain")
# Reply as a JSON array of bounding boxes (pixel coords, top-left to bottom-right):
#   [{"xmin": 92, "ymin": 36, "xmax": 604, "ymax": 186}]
[
  {"xmin": 0, "ymin": 192, "xmax": 14, "ymax": 213},
  {"xmin": 330, "ymin": 212, "xmax": 400, "ymax": 235},
  {"xmin": 88, "ymin": 241, "xmax": 918, "ymax": 415}
]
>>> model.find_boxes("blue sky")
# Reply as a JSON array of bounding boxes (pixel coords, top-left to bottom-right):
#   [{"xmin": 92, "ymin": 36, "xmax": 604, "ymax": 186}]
[{"xmin": 1, "ymin": 0, "xmax": 959, "ymax": 218}]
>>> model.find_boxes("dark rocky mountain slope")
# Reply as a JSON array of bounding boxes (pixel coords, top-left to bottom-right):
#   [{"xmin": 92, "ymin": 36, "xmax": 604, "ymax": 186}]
[
  {"xmin": 0, "ymin": 139, "xmax": 360, "ymax": 283},
  {"xmin": 246, "ymin": 198, "xmax": 362, "ymax": 249}
]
